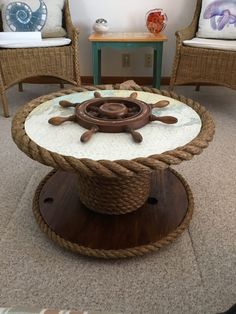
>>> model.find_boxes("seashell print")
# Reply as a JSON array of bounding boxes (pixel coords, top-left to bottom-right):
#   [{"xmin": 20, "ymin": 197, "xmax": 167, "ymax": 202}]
[{"xmin": 5, "ymin": 0, "xmax": 47, "ymax": 32}]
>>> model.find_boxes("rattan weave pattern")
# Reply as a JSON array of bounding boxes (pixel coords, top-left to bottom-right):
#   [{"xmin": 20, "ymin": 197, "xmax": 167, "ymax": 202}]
[
  {"xmin": 11, "ymin": 85, "xmax": 215, "ymax": 178},
  {"xmin": 32, "ymin": 168, "xmax": 194, "ymax": 259}
]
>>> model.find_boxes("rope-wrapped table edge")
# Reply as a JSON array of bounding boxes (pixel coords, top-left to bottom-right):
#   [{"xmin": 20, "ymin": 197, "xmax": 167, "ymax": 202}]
[
  {"xmin": 12, "ymin": 85, "xmax": 215, "ymax": 177},
  {"xmin": 33, "ymin": 168, "xmax": 194, "ymax": 259}
]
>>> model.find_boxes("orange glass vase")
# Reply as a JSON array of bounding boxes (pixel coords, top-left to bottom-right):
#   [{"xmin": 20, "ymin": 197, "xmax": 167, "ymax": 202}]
[{"xmin": 146, "ymin": 9, "xmax": 167, "ymax": 34}]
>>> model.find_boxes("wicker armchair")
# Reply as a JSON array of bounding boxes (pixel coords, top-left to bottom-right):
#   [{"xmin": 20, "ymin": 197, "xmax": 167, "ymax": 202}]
[
  {"xmin": 0, "ymin": 0, "xmax": 81, "ymax": 117},
  {"xmin": 170, "ymin": 0, "xmax": 236, "ymax": 91}
]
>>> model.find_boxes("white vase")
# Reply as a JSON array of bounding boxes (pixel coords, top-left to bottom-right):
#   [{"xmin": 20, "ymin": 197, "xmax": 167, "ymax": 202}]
[{"xmin": 93, "ymin": 18, "xmax": 109, "ymax": 34}]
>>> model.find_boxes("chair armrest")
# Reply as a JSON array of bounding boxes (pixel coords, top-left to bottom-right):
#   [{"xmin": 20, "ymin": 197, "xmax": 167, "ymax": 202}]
[{"xmin": 176, "ymin": 24, "xmax": 196, "ymax": 42}]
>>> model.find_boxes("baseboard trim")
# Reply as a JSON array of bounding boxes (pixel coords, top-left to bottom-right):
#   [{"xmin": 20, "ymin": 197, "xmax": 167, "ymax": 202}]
[
  {"xmin": 21, "ymin": 76, "xmax": 220, "ymax": 87},
  {"xmin": 22, "ymin": 76, "xmax": 170, "ymax": 86},
  {"xmin": 81, "ymin": 76, "xmax": 170, "ymax": 86}
]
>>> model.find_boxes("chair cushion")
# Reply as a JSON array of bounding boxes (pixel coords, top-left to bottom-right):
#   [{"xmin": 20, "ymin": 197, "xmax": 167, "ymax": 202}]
[
  {"xmin": 197, "ymin": 0, "xmax": 236, "ymax": 39},
  {"xmin": 0, "ymin": 0, "xmax": 66, "ymax": 38},
  {"xmin": 0, "ymin": 30, "xmax": 42, "ymax": 41},
  {"xmin": 0, "ymin": 37, "xmax": 71, "ymax": 48},
  {"xmin": 183, "ymin": 37, "xmax": 236, "ymax": 51}
]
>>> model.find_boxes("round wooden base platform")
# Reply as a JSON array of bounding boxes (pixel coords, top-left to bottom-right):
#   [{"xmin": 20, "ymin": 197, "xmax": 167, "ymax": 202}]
[{"xmin": 33, "ymin": 168, "xmax": 194, "ymax": 259}]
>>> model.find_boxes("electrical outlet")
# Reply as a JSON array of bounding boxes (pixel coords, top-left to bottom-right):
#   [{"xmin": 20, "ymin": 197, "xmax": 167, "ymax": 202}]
[
  {"xmin": 122, "ymin": 53, "xmax": 130, "ymax": 67},
  {"xmin": 145, "ymin": 53, "xmax": 153, "ymax": 67}
]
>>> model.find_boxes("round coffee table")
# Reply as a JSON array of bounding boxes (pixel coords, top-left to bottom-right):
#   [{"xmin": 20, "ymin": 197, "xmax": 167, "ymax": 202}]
[{"xmin": 12, "ymin": 86, "xmax": 215, "ymax": 258}]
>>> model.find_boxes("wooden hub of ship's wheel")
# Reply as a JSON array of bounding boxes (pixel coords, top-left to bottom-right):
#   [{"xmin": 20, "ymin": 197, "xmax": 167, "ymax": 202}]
[{"xmin": 48, "ymin": 92, "xmax": 178, "ymax": 143}]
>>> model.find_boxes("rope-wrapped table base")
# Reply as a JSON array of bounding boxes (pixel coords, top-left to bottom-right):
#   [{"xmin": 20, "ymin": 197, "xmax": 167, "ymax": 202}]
[{"xmin": 33, "ymin": 168, "xmax": 194, "ymax": 259}]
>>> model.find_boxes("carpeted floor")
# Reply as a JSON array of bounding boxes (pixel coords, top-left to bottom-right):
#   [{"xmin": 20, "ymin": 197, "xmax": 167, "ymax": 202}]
[{"xmin": 0, "ymin": 84, "xmax": 235, "ymax": 314}]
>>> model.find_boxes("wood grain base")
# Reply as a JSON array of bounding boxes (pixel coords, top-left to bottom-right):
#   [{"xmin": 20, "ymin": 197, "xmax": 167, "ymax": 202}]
[{"xmin": 34, "ymin": 169, "xmax": 193, "ymax": 257}]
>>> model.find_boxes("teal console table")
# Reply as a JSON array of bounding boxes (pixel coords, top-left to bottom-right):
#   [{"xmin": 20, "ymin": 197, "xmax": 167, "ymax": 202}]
[{"xmin": 88, "ymin": 32, "xmax": 167, "ymax": 88}]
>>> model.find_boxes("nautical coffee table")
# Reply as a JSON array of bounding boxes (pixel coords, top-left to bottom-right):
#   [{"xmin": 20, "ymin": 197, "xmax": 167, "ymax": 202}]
[{"xmin": 12, "ymin": 86, "xmax": 215, "ymax": 258}]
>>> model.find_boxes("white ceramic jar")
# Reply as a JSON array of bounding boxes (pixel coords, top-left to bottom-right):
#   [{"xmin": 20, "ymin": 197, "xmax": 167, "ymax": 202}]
[{"xmin": 93, "ymin": 18, "xmax": 109, "ymax": 34}]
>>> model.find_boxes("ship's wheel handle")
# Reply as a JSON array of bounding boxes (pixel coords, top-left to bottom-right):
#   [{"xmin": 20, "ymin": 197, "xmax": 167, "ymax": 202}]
[
  {"xmin": 59, "ymin": 100, "xmax": 77, "ymax": 108},
  {"xmin": 149, "ymin": 114, "xmax": 178, "ymax": 124},
  {"xmin": 48, "ymin": 115, "xmax": 76, "ymax": 125},
  {"xmin": 124, "ymin": 126, "xmax": 143, "ymax": 143},
  {"xmin": 129, "ymin": 92, "xmax": 138, "ymax": 99},
  {"xmin": 151, "ymin": 100, "xmax": 170, "ymax": 108},
  {"xmin": 80, "ymin": 126, "xmax": 99, "ymax": 143},
  {"xmin": 94, "ymin": 92, "xmax": 102, "ymax": 98}
]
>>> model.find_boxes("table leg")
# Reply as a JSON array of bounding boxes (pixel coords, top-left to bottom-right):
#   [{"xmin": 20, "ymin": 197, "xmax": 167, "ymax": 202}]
[
  {"xmin": 153, "ymin": 43, "xmax": 163, "ymax": 89},
  {"xmin": 33, "ymin": 168, "xmax": 193, "ymax": 258},
  {"xmin": 92, "ymin": 43, "xmax": 101, "ymax": 85}
]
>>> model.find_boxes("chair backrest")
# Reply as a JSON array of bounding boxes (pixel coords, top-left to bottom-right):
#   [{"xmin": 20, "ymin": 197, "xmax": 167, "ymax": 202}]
[
  {"xmin": 62, "ymin": 0, "xmax": 69, "ymax": 30},
  {"xmin": 191, "ymin": 0, "xmax": 203, "ymax": 35},
  {"xmin": 0, "ymin": 12, "xmax": 3, "ymax": 32},
  {"xmin": 196, "ymin": 0, "xmax": 202, "ymax": 15},
  {"xmin": 62, "ymin": 0, "xmax": 75, "ymax": 40}
]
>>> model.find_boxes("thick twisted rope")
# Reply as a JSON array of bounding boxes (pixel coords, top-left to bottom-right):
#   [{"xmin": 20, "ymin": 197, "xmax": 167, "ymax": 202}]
[
  {"xmin": 33, "ymin": 168, "xmax": 194, "ymax": 259},
  {"xmin": 12, "ymin": 85, "xmax": 215, "ymax": 178}
]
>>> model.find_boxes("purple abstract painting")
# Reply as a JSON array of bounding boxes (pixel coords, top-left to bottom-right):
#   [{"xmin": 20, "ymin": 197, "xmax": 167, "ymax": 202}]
[{"xmin": 204, "ymin": 0, "xmax": 236, "ymax": 30}]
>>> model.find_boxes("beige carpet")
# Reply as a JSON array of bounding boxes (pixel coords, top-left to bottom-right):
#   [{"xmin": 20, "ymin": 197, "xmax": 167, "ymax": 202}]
[{"xmin": 0, "ymin": 84, "xmax": 235, "ymax": 314}]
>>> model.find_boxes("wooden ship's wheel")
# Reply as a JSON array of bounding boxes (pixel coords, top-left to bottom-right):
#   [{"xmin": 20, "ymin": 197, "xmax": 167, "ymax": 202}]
[{"xmin": 48, "ymin": 92, "xmax": 178, "ymax": 143}]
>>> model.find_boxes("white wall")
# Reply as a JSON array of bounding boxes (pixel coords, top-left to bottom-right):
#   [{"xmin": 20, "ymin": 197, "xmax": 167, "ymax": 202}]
[{"xmin": 69, "ymin": 0, "xmax": 197, "ymax": 77}]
